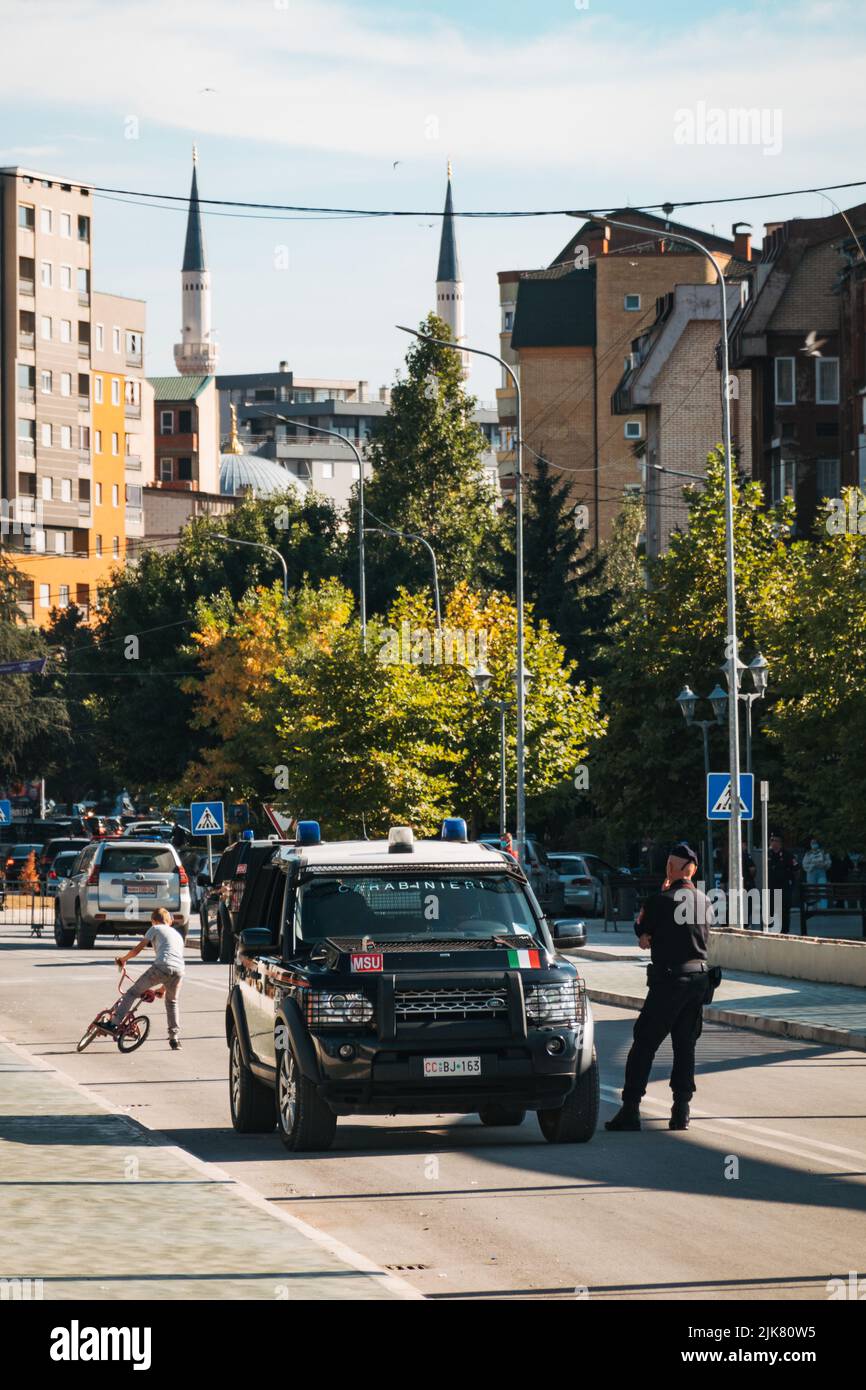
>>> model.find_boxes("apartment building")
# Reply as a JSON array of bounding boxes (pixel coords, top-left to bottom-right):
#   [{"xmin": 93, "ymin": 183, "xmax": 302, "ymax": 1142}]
[
  {"xmin": 149, "ymin": 375, "xmax": 220, "ymax": 494},
  {"xmin": 497, "ymin": 211, "xmax": 747, "ymax": 544},
  {"xmin": 0, "ymin": 168, "xmax": 151, "ymax": 622}
]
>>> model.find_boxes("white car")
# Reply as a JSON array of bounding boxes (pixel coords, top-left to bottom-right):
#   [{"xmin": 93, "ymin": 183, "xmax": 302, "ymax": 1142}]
[{"xmin": 55, "ymin": 839, "xmax": 191, "ymax": 949}]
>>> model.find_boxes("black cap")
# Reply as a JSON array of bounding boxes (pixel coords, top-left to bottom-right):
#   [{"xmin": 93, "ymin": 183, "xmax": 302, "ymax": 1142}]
[{"xmin": 670, "ymin": 841, "xmax": 698, "ymax": 866}]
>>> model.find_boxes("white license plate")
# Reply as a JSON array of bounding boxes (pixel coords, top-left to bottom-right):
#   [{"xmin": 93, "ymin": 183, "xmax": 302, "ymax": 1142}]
[
  {"xmin": 125, "ymin": 883, "xmax": 156, "ymax": 895},
  {"xmin": 423, "ymin": 1056, "xmax": 482, "ymax": 1078}
]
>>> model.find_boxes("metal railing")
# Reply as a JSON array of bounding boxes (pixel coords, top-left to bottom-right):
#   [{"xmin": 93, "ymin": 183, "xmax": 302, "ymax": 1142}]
[{"xmin": 0, "ymin": 877, "xmax": 59, "ymax": 933}]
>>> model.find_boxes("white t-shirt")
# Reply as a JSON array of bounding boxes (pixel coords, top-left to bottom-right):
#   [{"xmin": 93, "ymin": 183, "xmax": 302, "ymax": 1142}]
[{"xmin": 144, "ymin": 922, "xmax": 186, "ymax": 973}]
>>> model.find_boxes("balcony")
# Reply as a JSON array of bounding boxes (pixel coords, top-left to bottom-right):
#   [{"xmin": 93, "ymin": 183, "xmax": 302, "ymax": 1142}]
[
  {"xmin": 78, "ymin": 500, "xmax": 92, "ymax": 519},
  {"xmin": 19, "ymin": 278, "xmax": 35, "ymax": 297},
  {"xmin": 79, "ymin": 450, "xmax": 91, "ymax": 465},
  {"xmin": 78, "ymin": 343, "xmax": 90, "ymax": 359},
  {"xmin": 124, "ymin": 402, "xmax": 141, "ymax": 419},
  {"xmin": 126, "ymin": 352, "xmax": 143, "ymax": 369},
  {"xmin": 124, "ymin": 454, "xmax": 142, "ymax": 470},
  {"xmin": 18, "ymin": 388, "xmax": 35, "ymax": 405},
  {"xmin": 78, "ymin": 394, "xmax": 90, "ymax": 411},
  {"xmin": 125, "ymin": 506, "xmax": 143, "ymax": 526},
  {"xmin": 17, "ymin": 439, "xmax": 35, "ymax": 459},
  {"xmin": 19, "ymin": 332, "xmax": 35, "ymax": 349},
  {"xmin": 78, "ymin": 292, "xmax": 90, "ymax": 308}
]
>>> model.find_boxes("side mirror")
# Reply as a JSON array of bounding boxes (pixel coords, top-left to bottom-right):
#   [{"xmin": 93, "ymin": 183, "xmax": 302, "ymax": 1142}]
[
  {"xmin": 551, "ymin": 918, "xmax": 587, "ymax": 949},
  {"xmin": 238, "ymin": 927, "xmax": 274, "ymax": 952}
]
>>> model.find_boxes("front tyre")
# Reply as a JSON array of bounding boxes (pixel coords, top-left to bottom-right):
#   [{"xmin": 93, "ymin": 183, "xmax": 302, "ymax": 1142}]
[
  {"xmin": 537, "ymin": 1048, "xmax": 599, "ymax": 1144},
  {"xmin": 200, "ymin": 913, "xmax": 219, "ymax": 963},
  {"xmin": 217, "ymin": 912, "xmax": 234, "ymax": 964},
  {"xmin": 478, "ymin": 1104, "xmax": 527, "ymax": 1128},
  {"xmin": 276, "ymin": 1045, "xmax": 336, "ymax": 1152},
  {"xmin": 117, "ymin": 1014, "xmax": 150, "ymax": 1053},
  {"xmin": 228, "ymin": 1029, "xmax": 275, "ymax": 1132}
]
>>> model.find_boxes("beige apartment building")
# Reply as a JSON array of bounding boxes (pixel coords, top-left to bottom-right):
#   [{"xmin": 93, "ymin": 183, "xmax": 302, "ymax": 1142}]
[
  {"xmin": 497, "ymin": 211, "xmax": 750, "ymax": 544},
  {"xmin": 0, "ymin": 167, "xmax": 151, "ymax": 622}
]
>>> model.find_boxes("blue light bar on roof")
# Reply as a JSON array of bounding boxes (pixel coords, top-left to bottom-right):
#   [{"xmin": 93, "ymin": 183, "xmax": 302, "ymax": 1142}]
[
  {"xmin": 296, "ymin": 820, "xmax": 321, "ymax": 846},
  {"xmin": 441, "ymin": 817, "xmax": 468, "ymax": 842}
]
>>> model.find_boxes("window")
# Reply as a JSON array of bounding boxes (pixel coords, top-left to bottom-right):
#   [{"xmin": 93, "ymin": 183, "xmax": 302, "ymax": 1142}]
[
  {"xmin": 771, "ymin": 458, "xmax": 796, "ymax": 502},
  {"xmin": 321, "ymin": 461, "xmax": 334, "ymax": 479},
  {"xmin": 41, "ymin": 423, "xmax": 52, "ymax": 448},
  {"xmin": 60, "ymin": 211, "xmax": 72, "ymax": 238},
  {"xmin": 816, "ymin": 357, "xmax": 839, "ymax": 405},
  {"xmin": 79, "ymin": 478, "xmax": 90, "ymax": 503},
  {"xmin": 40, "ymin": 370, "xmax": 52, "ymax": 394},
  {"xmin": 60, "ymin": 478, "xmax": 72, "ymax": 502},
  {"xmin": 94, "ymin": 375, "xmax": 103, "ymax": 404},
  {"xmin": 160, "ymin": 411, "xmax": 173, "ymax": 435},
  {"xmin": 178, "ymin": 409, "xmax": 192, "ymax": 433},
  {"xmin": 125, "ymin": 484, "xmax": 143, "ymax": 506},
  {"xmin": 60, "ymin": 425, "xmax": 72, "ymax": 450},
  {"xmin": 503, "ymin": 309, "xmax": 514, "ymax": 331},
  {"xmin": 17, "ymin": 362, "xmax": 35, "ymax": 390},
  {"xmin": 39, "ymin": 584, "xmax": 50, "ymax": 609},
  {"xmin": 624, "ymin": 420, "xmax": 642, "ymax": 439},
  {"xmin": 55, "ymin": 533, "xmax": 67, "ymax": 556},
  {"xmin": 112, "ymin": 327, "xmax": 121, "ymax": 353},
  {"xmin": 60, "ymin": 372, "xmax": 72, "ymax": 397},
  {"xmin": 93, "ymin": 323, "xmax": 103, "ymax": 351},
  {"xmin": 624, "ymin": 293, "xmax": 641, "ymax": 311},
  {"xmin": 40, "ymin": 260, "xmax": 53, "ymax": 288},
  {"xmin": 351, "ymin": 462, "xmax": 361, "ymax": 480},
  {"xmin": 177, "ymin": 457, "xmax": 193, "ymax": 481},
  {"xmin": 77, "ymin": 267, "xmax": 89, "ymax": 295},
  {"xmin": 112, "ymin": 537, "xmax": 120, "ymax": 557},
  {"xmin": 95, "ymin": 534, "xmax": 102, "ymax": 557},
  {"xmin": 42, "ymin": 476, "xmax": 53, "ymax": 500},
  {"xmin": 59, "ymin": 264, "xmax": 72, "ymax": 291},
  {"xmin": 60, "ymin": 319, "xmax": 71, "ymax": 343},
  {"xmin": 78, "ymin": 215, "xmax": 90, "ymax": 243},
  {"xmin": 18, "ymin": 418, "xmax": 36, "ymax": 442},
  {"xmin": 816, "ymin": 458, "xmax": 840, "ymax": 499},
  {"xmin": 159, "ymin": 457, "xmax": 173, "ymax": 482},
  {"xmin": 112, "ymin": 485, "xmax": 119, "ymax": 509},
  {"xmin": 126, "ymin": 330, "xmax": 142, "ymax": 358},
  {"xmin": 111, "ymin": 435, "xmax": 119, "ymax": 458},
  {"xmin": 40, "ymin": 207, "xmax": 52, "ymax": 233},
  {"xmin": 94, "ymin": 431, "xmax": 102, "ymax": 454},
  {"xmin": 775, "ymin": 357, "xmax": 796, "ymax": 405},
  {"xmin": 18, "ymin": 204, "xmax": 35, "ymax": 229},
  {"xmin": 95, "ymin": 483, "xmax": 103, "ymax": 505},
  {"xmin": 58, "ymin": 584, "xmax": 69, "ymax": 607},
  {"xmin": 40, "ymin": 315, "xmax": 52, "ymax": 340},
  {"xmin": 124, "ymin": 379, "xmax": 140, "ymax": 407},
  {"xmin": 79, "ymin": 425, "xmax": 90, "ymax": 449},
  {"xmin": 111, "ymin": 378, "xmax": 120, "ymax": 406},
  {"xmin": 31, "ymin": 528, "xmax": 46, "ymax": 552}
]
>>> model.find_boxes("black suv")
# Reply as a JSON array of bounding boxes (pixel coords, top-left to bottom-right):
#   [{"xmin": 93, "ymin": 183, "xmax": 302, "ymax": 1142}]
[
  {"xmin": 199, "ymin": 837, "xmax": 287, "ymax": 963},
  {"xmin": 225, "ymin": 822, "xmax": 599, "ymax": 1152}
]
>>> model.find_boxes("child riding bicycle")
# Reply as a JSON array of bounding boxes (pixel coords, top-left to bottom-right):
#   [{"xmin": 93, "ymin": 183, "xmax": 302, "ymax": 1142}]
[{"xmin": 104, "ymin": 907, "xmax": 186, "ymax": 1050}]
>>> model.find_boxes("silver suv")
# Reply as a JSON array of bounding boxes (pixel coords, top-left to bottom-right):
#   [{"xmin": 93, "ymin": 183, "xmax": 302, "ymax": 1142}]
[{"xmin": 54, "ymin": 839, "xmax": 191, "ymax": 950}]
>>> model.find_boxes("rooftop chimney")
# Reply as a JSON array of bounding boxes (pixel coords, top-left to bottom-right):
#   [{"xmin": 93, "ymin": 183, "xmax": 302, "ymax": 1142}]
[
  {"xmin": 732, "ymin": 222, "xmax": 752, "ymax": 262},
  {"xmin": 278, "ymin": 360, "xmax": 289, "ymax": 372}
]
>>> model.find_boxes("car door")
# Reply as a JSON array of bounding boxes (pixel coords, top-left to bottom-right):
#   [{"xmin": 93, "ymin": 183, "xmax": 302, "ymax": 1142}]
[{"xmin": 60, "ymin": 845, "xmax": 95, "ymax": 924}]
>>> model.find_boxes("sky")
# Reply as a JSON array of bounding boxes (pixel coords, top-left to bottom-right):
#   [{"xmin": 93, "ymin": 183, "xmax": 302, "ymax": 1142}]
[{"xmin": 3, "ymin": 0, "xmax": 866, "ymax": 399}]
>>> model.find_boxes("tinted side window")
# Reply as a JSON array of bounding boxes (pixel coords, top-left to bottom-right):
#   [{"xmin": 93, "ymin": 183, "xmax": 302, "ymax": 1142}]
[{"xmin": 214, "ymin": 846, "xmax": 240, "ymax": 886}]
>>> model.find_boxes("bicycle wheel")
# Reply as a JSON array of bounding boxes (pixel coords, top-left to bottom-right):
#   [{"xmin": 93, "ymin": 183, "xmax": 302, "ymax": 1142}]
[
  {"xmin": 117, "ymin": 1013, "xmax": 150, "ymax": 1053},
  {"xmin": 77, "ymin": 1015, "xmax": 109, "ymax": 1052}
]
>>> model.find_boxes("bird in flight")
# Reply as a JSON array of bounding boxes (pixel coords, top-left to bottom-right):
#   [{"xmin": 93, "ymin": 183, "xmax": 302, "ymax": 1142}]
[
  {"xmin": 393, "ymin": 160, "xmax": 402, "ymax": 169},
  {"xmin": 801, "ymin": 330, "xmax": 828, "ymax": 356},
  {"xmin": 200, "ymin": 87, "xmax": 217, "ymax": 94}
]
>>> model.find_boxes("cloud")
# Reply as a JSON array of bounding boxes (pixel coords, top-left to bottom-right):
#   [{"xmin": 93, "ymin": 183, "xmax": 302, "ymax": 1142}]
[{"xmin": 0, "ymin": 144, "xmax": 61, "ymax": 161}]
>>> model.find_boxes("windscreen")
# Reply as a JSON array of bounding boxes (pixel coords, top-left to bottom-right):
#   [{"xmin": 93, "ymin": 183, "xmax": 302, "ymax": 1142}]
[
  {"xmin": 298, "ymin": 874, "xmax": 538, "ymax": 942},
  {"xmin": 100, "ymin": 847, "xmax": 177, "ymax": 873}
]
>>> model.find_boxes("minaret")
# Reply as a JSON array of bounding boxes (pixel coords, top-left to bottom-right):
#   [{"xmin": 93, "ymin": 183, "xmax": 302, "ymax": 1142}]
[
  {"xmin": 436, "ymin": 161, "xmax": 468, "ymax": 379},
  {"xmin": 174, "ymin": 146, "xmax": 218, "ymax": 375}
]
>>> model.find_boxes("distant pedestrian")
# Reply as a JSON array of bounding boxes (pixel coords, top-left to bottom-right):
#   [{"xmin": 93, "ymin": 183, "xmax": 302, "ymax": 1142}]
[
  {"xmin": 802, "ymin": 836, "xmax": 831, "ymax": 909},
  {"xmin": 606, "ymin": 842, "xmax": 717, "ymax": 1134},
  {"xmin": 501, "ymin": 833, "xmax": 518, "ymax": 861},
  {"xmin": 767, "ymin": 832, "xmax": 798, "ymax": 933},
  {"xmin": 105, "ymin": 908, "xmax": 185, "ymax": 1050}
]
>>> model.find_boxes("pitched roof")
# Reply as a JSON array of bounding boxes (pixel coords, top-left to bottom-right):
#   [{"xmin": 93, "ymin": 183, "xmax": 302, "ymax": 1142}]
[
  {"xmin": 147, "ymin": 375, "xmax": 212, "ymax": 401},
  {"xmin": 182, "ymin": 162, "xmax": 207, "ymax": 272},
  {"xmin": 436, "ymin": 176, "xmax": 462, "ymax": 283},
  {"xmin": 511, "ymin": 266, "xmax": 596, "ymax": 349}
]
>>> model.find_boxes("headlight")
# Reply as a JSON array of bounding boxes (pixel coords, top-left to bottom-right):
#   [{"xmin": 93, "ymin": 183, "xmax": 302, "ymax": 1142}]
[
  {"xmin": 305, "ymin": 991, "xmax": 374, "ymax": 1027},
  {"xmin": 525, "ymin": 981, "xmax": 581, "ymax": 1026}
]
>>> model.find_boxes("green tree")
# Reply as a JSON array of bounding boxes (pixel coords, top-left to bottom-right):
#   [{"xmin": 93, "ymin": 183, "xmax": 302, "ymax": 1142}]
[
  {"xmin": 353, "ymin": 312, "xmax": 504, "ymax": 614},
  {"xmin": 0, "ymin": 553, "xmax": 68, "ymax": 780}
]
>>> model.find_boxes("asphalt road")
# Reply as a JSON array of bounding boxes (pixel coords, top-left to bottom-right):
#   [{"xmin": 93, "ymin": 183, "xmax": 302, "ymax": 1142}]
[{"xmin": 2, "ymin": 917, "xmax": 865, "ymax": 1301}]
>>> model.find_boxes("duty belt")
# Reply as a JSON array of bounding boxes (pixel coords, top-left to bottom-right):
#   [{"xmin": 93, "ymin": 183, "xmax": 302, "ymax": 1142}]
[{"xmin": 650, "ymin": 960, "xmax": 708, "ymax": 977}]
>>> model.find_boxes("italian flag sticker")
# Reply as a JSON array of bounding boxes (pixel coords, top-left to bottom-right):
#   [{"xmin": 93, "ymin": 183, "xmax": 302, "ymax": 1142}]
[{"xmin": 507, "ymin": 948, "xmax": 541, "ymax": 969}]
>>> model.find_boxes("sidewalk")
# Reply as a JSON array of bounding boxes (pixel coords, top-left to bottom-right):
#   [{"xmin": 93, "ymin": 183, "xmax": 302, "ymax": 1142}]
[
  {"xmin": 0, "ymin": 1041, "xmax": 414, "ymax": 1300},
  {"xmin": 575, "ymin": 927, "xmax": 866, "ymax": 1051}
]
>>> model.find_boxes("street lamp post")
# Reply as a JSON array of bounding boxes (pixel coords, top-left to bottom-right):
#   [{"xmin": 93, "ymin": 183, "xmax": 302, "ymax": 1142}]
[
  {"xmin": 258, "ymin": 411, "xmax": 367, "ymax": 650},
  {"xmin": 676, "ymin": 682, "xmax": 728, "ymax": 887},
  {"xmin": 212, "ymin": 532, "xmax": 288, "ymax": 605},
  {"xmin": 571, "ymin": 211, "xmax": 744, "ymax": 924},
  {"xmin": 470, "ymin": 660, "xmax": 531, "ymax": 840},
  {"xmin": 723, "ymin": 651, "xmax": 769, "ymax": 855},
  {"xmin": 397, "ymin": 324, "xmax": 527, "ymax": 867},
  {"xmin": 364, "ymin": 521, "xmax": 441, "ymax": 630}
]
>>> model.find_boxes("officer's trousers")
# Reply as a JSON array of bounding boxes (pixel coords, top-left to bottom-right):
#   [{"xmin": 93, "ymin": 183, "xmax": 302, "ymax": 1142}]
[{"xmin": 622, "ymin": 972, "xmax": 709, "ymax": 1105}]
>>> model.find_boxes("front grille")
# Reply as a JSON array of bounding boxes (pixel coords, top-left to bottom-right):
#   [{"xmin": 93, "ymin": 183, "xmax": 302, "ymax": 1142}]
[{"xmin": 395, "ymin": 987, "xmax": 509, "ymax": 1022}]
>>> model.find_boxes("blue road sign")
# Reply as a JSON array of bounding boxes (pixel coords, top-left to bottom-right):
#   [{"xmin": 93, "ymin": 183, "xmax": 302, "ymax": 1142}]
[
  {"xmin": 707, "ymin": 773, "xmax": 754, "ymax": 822},
  {"xmin": 190, "ymin": 800, "xmax": 225, "ymax": 836},
  {"xmin": 0, "ymin": 800, "xmax": 12, "ymax": 826}
]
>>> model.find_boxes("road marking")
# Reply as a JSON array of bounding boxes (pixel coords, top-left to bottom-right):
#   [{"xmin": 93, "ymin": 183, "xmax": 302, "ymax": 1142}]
[
  {"xmin": 0, "ymin": 1032, "xmax": 422, "ymax": 1301},
  {"xmin": 600, "ymin": 1083, "xmax": 866, "ymax": 1170}
]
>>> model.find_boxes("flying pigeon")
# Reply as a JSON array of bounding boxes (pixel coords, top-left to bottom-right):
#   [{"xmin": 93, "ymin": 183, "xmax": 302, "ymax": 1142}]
[{"xmin": 801, "ymin": 330, "xmax": 828, "ymax": 356}]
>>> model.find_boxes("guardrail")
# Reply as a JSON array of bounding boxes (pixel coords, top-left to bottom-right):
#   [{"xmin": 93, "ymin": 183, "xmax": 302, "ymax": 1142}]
[{"xmin": 0, "ymin": 877, "xmax": 58, "ymax": 934}]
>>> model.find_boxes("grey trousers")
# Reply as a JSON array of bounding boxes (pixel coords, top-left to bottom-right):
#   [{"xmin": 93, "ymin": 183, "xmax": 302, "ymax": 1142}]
[{"xmin": 112, "ymin": 964, "xmax": 183, "ymax": 1039}]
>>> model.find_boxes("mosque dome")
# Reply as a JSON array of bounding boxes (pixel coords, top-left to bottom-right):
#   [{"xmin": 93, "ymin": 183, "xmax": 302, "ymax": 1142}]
[{"xmin": 220, "ymin": 405, "xmax": 307, "ymax": 499}]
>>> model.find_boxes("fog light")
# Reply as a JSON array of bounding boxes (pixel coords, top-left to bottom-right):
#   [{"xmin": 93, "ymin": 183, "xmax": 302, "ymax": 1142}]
[
  {"xmin": 545, "ymin": 1035, "xmax": 566, "ymax": 1055},
  {"xmin": 338, "ymin": 1043, "xmax": 355, "ymax": 1060}
]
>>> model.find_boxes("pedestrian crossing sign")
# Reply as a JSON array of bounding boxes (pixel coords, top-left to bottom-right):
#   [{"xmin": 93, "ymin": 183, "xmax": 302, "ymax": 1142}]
[
  {"xmin": 190, "ymin": 800, "xmax": 225, "ymax": 836},
  {"xmin": 706, "ymin": 773, "xmax": 754, "ymax": 821},
  {"xmin": 0, "ymin": 799, "xmax": 11, "ymax": 824}
]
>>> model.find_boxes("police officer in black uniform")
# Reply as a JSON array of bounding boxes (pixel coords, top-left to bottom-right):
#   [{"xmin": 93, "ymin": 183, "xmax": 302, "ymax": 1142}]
[{"xmin": 606, "ymin": 842, "xmax": 716, "ymax": 1133}]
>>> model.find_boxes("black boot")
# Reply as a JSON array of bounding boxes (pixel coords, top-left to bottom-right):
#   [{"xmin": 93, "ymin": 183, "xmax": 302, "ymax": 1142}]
[
  {"xmin": 669, "ymin": 1099, "xmax": 691, "ymax": 1130},
  {"xmin": 605, "ymin": 1102, "xmax": 641, "ymax": 1132}
]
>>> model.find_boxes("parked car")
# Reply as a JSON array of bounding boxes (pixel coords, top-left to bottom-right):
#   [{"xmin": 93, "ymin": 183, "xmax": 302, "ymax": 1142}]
[
  {"xmin": 39, "ymin": 837, "xmax": 91, "ymax": 877},
  {"xmin": 45, "ymin": 850, "xmax": 80, "ymax": 897},
  {"xmin": 479, "ymin": 835, "xmax": 565, "ymax": 913},
  {"xmin": 3, "ymin": 843, "xmax": 43, "ymax": 884},
  {"xmin": 54, "ymin": 839, "xmax": 191, "ymax": 949},
  {"xmin": 548, "ymin": 853, "xmax": 603, "ymax": 916},
  {"xmin": 199, "ymin": 838, "xmax": 284, "ymax": 964}
]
